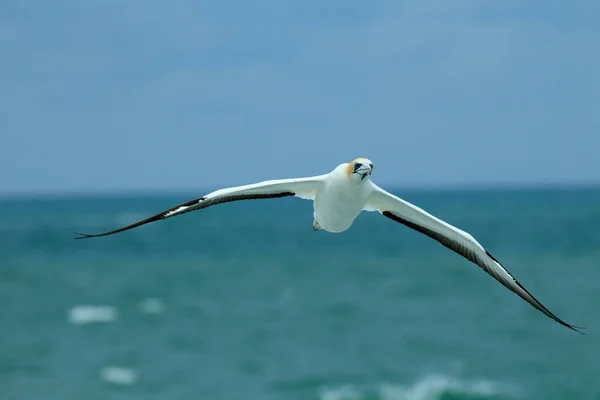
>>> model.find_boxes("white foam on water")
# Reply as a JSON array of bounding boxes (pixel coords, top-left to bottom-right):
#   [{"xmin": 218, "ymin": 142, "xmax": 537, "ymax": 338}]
[
  {"xmin": 100, "ymin": 366, "xmax": 138, "ymax": 386},
  {"xmin": 318, "ymin": 374, "xmax": 510, "ymax": 400},
  {"xmin": 321, "ymin": 385, "xmax": 363, "ymax": 400},
  {"xmin": 67, "ymin": 305, "xmax": 118, "ymax": 325},
  {"xmin": 139, "ymin": 297, "xmax": 166, "ymax": 314}
]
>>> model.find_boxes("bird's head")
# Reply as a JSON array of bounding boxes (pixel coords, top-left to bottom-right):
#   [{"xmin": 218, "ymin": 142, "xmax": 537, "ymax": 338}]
[{"xmin": 346, "ymin": 158, "xmax": 374, "ymax": 183}]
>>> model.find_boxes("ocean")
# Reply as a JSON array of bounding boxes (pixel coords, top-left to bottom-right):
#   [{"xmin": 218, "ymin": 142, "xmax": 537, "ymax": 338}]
[{"xmin": 1, "ymin": 186, "xmax": 598, "ymax": 400}]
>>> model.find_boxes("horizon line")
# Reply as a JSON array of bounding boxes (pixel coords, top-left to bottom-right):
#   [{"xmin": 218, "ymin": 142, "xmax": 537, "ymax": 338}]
[{"xmin": 1, "ymin": 179, "xmax": 599, "ymax": 200}]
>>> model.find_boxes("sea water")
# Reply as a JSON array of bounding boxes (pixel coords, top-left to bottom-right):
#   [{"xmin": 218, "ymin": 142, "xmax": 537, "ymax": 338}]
[{"xmin": 1, "ymin": 186, "xmax": 598, "ymax": 399}]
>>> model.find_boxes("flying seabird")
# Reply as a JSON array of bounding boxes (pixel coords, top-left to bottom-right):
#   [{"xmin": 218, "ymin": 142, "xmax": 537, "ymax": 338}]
[{"xmin": 75, "ymin": 158, "xmax": 584, "ymax": 333}]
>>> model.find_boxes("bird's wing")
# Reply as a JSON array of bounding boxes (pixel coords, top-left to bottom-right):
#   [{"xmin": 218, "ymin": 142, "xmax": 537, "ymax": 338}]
[
  {"xmin": 364, "ymin": 183, "xmax": 584, "ymax": 333},
  {"xmin": 75, "ymin": 175, "xmax": 327, "ymax": 239}
]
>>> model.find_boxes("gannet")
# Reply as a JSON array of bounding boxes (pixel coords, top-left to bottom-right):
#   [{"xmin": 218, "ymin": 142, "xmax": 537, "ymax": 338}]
[{"xmin": 75, "ymin": 158, "xmax": 584, "ymax": 333}]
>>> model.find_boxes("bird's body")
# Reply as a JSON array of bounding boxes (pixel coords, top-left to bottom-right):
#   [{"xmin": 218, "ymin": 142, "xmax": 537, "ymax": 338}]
[
  {"xmin": 313, "ymin": 161, "xmax": 374, "ymax": 232},
  {"xmin": 75, "ymin": 157, "xmax": 584, "ymax": 334}
]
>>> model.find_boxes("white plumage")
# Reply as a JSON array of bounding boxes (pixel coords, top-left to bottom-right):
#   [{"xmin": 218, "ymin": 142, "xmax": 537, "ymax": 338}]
[{"xmin": 75, "ymin": 158, "xmax": 583, "ymax": 333}]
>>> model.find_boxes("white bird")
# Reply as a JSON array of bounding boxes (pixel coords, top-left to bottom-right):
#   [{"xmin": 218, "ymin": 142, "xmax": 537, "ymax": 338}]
[{"xmin": 76, "ymin": 158, "xmax": 584, "ymax": 333}]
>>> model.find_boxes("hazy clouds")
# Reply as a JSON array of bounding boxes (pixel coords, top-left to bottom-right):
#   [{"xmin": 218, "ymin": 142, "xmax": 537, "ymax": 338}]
[{"xmin": 1, "ymin": 0, "xmax": 598, "ymax": 193}]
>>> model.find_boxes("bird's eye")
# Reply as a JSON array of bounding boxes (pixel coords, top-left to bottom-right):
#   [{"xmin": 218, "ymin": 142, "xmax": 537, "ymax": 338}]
[
  {"xmin": 353, "ymin": 162, "xmax": 362, "ymax": 172},
  {"xmin": 369, "ymin": 163, "xmax": 373, "ymax": 170}
]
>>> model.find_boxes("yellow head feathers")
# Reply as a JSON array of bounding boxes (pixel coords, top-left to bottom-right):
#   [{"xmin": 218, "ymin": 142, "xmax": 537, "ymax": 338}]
[{"xmin": 346, "ymin": 158, "xmax": 373, "ymax": 176}]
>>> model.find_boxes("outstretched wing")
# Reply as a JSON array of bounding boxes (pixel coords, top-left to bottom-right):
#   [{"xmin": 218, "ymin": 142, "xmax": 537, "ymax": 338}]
[
  {"xmin": 364, "ymin": 183, "xmax": 584, "ymax": 333},
  {"xmin": 75, "ymin": 175, "xmax": 327, "ymax": 239}
]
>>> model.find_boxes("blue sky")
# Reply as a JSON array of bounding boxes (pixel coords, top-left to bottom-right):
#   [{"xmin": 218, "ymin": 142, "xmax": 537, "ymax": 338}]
[{"xmin": 1, "ymin": 0, "xmax": 598, "ymax": 194}]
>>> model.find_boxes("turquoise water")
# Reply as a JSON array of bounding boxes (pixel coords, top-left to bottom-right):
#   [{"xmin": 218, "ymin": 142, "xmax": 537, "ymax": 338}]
[{"xmin": 1, "ymin": 187, "xmax": 598, "ymax": 400}]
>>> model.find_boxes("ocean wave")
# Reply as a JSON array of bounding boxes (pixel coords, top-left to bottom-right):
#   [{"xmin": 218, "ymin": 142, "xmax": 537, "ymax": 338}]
[
  {"xmin": 100, "ymin": 366, "xmax": 138, "ymax": 386},
  {"xmin": 67, "ymin": 305, "xmax": 118, "ymax": 325},
  {"xmin": 318, "ymin": 374, "xmax": 511, "ymax": 400}
]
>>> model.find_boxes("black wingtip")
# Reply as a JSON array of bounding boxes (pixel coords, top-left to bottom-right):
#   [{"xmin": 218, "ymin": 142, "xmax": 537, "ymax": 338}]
[
  {"xmin": 483, "ymin": 250, "xmax": 586, "ymax": 335},
  {"xmin": 567, "ymin": 324, "xmax": 587, "ymax": 335},
  {"xmin": 74, "ymin": 232, "xmax": 95, "ymax": 240},
  {"xmin": 554, "ymin": 316, "xmax": 586, "ymax": 334}
]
